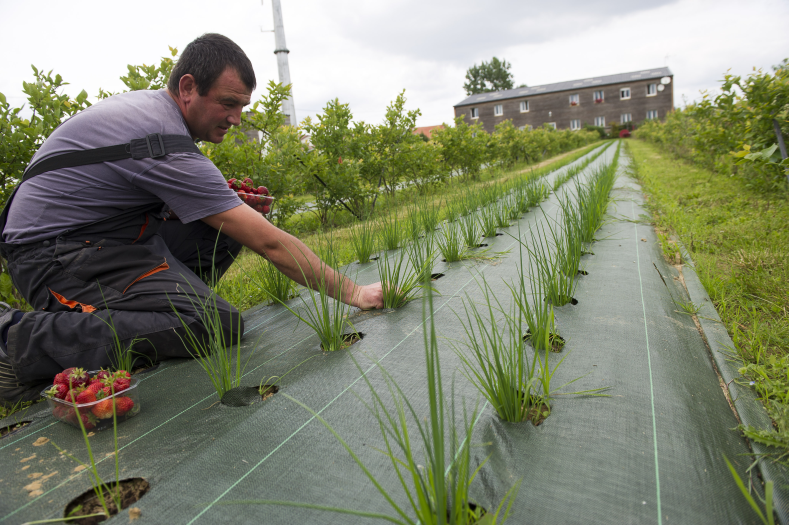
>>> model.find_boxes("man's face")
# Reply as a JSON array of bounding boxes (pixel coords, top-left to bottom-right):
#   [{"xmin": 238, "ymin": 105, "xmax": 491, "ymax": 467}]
[{"xmin": 178, "ymin": 67, "xmax": 252, "ymax": 143}]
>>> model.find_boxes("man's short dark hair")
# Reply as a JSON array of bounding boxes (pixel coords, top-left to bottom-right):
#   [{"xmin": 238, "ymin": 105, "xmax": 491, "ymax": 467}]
[{"xmin": 168, "ymin": 33, "xmax": 257, "ymax": 96}]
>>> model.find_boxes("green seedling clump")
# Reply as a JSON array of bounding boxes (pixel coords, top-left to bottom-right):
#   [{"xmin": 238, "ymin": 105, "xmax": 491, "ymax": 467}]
[
  {"xmin": 437, "ymin": 221, "xmax": 468, "ymax": 263},
  {"xmin": 251, "ymin": 257, "xmax": 299, "ymax": 304},
  {"xmin": 349, "ymin": 217, "xmax": 379, "ymax": 263},
  {"xmin": 379, "ymin": 213, "xmax": 403, "ymax": 251},
  {"xmin": 378, "ymin": 248, "xmax": 431, "ymax": 309},
  {"xmin": 477, "ymin": 205, "xmax": 499, "ymax": 238},
  {"xmin": 233, "ymin": 287, "xmax": 521, "ymax": 524}
]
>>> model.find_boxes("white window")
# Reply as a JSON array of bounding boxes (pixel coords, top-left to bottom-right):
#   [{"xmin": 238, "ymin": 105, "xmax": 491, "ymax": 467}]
[
  {"xmin": 470, "ymin": 107, "xmax": 479, "ymax": 119},
  {"xmin": 620, "ymin": 87, "xmax": 631, "ymax": 100},
  {"xmin": 546, "ymin": 122, "xmax": 557, "ymax": 129},
  {"xmin": 570, "ymin": 119, "xmax": 581, "ymax": 131},
  {"xmin": 519, "ymin": 124, "xmax": 533, "ymax": 131},
  {"xmin": 594, "ymin": 116, "xmax": 605, "ymax": 127},
  {"xmin": 646, "ymin": 110, "xmax": 659, "ymax": 120},
  {"xmin": 519, "ymin": 100, "xmax": 529, "ymax": 113},
  {"xmin": 593, "ymin": 90, "xmax": 604, "ymax": 103},
  {"xmin": 647, "ymin": 83, "xmax": 657, "ymax": 96},
  {"xmin": 569, "ymin": 94, "xmax": 579, "ymax": 106},
  {"xmin": 519, "ymin": 125, "xmax": 526, "ymax": 131},
  {"xmin": 620, "ymin": 113, "xmax": 632, "ymax": 123},
  {"xmin": 494, "ymin": 104, "xmax": 503, "ymax": 116}
]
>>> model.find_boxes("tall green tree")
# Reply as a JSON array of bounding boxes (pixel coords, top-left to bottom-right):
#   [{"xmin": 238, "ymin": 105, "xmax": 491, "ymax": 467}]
[{"xmin": 463, "ymin": 57, "xmax": 515, "ymax": 95}]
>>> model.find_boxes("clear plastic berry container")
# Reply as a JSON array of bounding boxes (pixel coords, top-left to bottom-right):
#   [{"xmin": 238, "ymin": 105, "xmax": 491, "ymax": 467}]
[
  {"xmin": 235, "ymin": 192, "xmax": 275, "ymax": 216},
  {"xmin": 40, "ymin": 377, "xmax": 141, "ymax": 431}
]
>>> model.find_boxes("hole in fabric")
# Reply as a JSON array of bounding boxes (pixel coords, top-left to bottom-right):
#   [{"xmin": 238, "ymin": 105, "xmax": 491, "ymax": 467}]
[
  {"xmin": 495, "ymin": 233, "xmax": 504, "ymax": 237},
  {"xmin": 368, "ymin": 256, "xmax": 379, "ymax": 261},
  {"xmin": 321, "ymin": 332, "xmax": 365, "ymax": 352},
  {"xmin": 258, "ymin": 384, "xmax": 280, "ymax": 402},
  {"xmin": 581, "ymin": 250, "xmax": 595, "ymax": 256},
  {"xmin": 526, "ymin": 400, "xmax": 551, "ymax": 426},
  {"xmin": 523, "ymin": 331, "xmax": 566, "ymax": 352},
  {"xmin": 430, "ymin": 273, "xmax": 445, "ymax": 281},
  {"xmin": 1, "ymin": 420, "xmax": 31, "ymax": 438},
  {"xmin": 446, "ymin": 501, "xmax": 488, "ymax": 522},
  {"xmin": 473, "ymin": 243, "xmax": 489, "ymax": 248},
  {"xmin": 577, "ymin": 270, "xmax": 589, "ymax": 276},
  {"xmin": 546, "ymin": 296, "xmax": 578, "ymax": 306},
  {"xmin": 64, "ymin": 477, "xmax": 150, "ymax": 524},
  {"xmin": 131, "ymin": 363, "xmax": 160, "ymax": 376}
]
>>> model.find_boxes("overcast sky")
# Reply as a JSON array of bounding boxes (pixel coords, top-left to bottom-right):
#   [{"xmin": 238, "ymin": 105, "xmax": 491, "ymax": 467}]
[{"xmin": 2, "ymin": 0, "xmax": 788, "ymax": 128}]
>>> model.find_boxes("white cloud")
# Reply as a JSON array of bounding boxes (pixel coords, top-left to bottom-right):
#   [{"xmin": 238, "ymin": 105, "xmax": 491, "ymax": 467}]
[{"xmin": 1, "ymin": 0, "xmax": 787, "ymax": 129}]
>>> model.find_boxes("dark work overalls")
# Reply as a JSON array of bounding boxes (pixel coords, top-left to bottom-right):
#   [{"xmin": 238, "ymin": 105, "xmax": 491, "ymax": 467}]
[{"xmin": 0, "ymin": 134, "xmax": 243, "ymax": 395}]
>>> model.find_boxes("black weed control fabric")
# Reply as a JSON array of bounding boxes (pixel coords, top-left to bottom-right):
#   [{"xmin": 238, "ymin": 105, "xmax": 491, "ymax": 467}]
[{"xmin": 0, "ymin": 143, "xmax": 772, "ymax": 524}]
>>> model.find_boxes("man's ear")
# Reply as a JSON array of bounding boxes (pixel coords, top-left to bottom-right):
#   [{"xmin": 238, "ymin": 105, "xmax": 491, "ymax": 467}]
[{"xmin": 178, "ymin": 74, "xmax": 197, "ymax": 102}]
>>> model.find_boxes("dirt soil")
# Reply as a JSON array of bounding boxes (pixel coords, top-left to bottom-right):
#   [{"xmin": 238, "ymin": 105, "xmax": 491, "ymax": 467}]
[{"xmin": 63, "ymin": 478, "xmax": 149, "ymax": 525}]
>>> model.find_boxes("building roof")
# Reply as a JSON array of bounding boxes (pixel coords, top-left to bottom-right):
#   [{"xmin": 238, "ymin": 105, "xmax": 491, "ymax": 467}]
[
  {"xmin": 412, "ymin": 125, "xmax": 445, "ymax": 139},
  {"xmin": 454, "ymin": 67, "xmax": 673, "ymax": 107}
]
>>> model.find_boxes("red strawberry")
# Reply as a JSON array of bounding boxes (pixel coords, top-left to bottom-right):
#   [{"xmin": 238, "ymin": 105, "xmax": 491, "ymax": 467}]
[
  {"xmin": 92, "ymin": 397, "xmax": 134, "ymax": 419},
  {"xmin": 95, "ymin": 369, "xmax": 112, "ymax": 381},
  {"xmin": 112, "ymin": 378, "xmax": 131, "ymax": 393},
  {"xmin": 228, "ymin": 178, "xmax": 237, "ymax": 186},
  {"xmin": 53, "ymin": 372, "xmax": 69, "ymax": 386},
  {"xmin": 243, "ymin": 177, "xmax": 253, "ymax": 185},
  {"xmin": 67, "ymin": 410, "xmax": 98, "ymax": 430},
  {"xmin": 263, "ymin": 197, "xmax": 273, "ymax": 206},
  {"xmin": 47, "ymin": 383, "xmax": 69, "ymax": 400},
  {"xmin": 65, "ymin": 368, "xmax": 89, "ymax": 389},
  {"xmin": 53, "ymin": 404, "xmax": 72, "ymax": 421},
  {"xmin": 114, "ymin": 397, "xmax": 135, "ymax": 416},
  {"xmin": 262, "ymin": 205, "xmax": 270, "ymax": 215},
  {"xmin": 76, "ymin": 390, "xmax": 97, "ymax": 404},
  {"xmin": 113, "ymin": 370, "xmax": 131, "ymax": 379},
  {"xmin": 258, "ymin": 186, "xmax": 268, "ymax": 196},
  {"xmin": 63, "ymin": 388, "xmax": 83, "ymax": 404}
]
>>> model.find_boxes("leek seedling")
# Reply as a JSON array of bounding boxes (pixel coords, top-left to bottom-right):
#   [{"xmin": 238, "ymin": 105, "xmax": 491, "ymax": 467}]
[
  {"xmin": 452, "ymin": 273, "xmax": 542, "ymax": 423},
  {"xmin": 477, "ymin": 205, "xmax": 499, "ymax": 238},
  {"xmin": 437, "ymin": 221, "xmax": 467, "ymax": 263},
  {"xmin": 520, "ymin": 222, "xmax": 577, "ymax": 307},
  {"xmin": 444, "ymin": 198, "xmax": 464, "ymax": 223},
  {"xmin": 232, "ymin": 288, "xmax": 520, "ymax": 524},
  {"xmin": 724, "ymin": 456, "xmax": 776, "ymax": 525},
  {"xmin": 251, "ymin": 257, "xmax": 299, "ymax": 304},
  {"xmin": 460, "ymin": 213, "xmax": 481, "ymax": 248},
  {"xmin": 314, "ymin": 230, "xmax": 340, "ymax": 269},
  {"xmin": 506, "ymin": 241, "xmax": 562, "ymax": 352},
  {"xmin": 493, "ymin": 200, "xmax": 511, "ymax": 229},
  {"xmin": 379, "ymin": 213, "xmax": 402, "ymax": 251},
  {"xmin": 350, "ymin": 217, "xmax": 379, "ymax": 263},
  {"xmin": 275, "ymin": 253, "xmax": 358, "ymax": 352},
  {"xmin": 418, "ymin": 197, "xmax": 441, "ymax": 234},
  {"xmin": 505, "ymin": 194, "xmax": 521, "ymax": 222},
  {"xmin": 377, "ymin": 248, "xmax": 431, "ymax": 309},
  {"xmin": 407, "ymin": 233, "xmax": 437, "ymax": 283},
  {"xmin": 92, "ymin": 290, "xmax": 154, "ymax": 372},
  {"xmin": 405, "ymin": 204, "xmax": 423, "ymax": 242},
  {"xmin": 173, "ymin": 280, "xmax": 251, "ymax": 398}
]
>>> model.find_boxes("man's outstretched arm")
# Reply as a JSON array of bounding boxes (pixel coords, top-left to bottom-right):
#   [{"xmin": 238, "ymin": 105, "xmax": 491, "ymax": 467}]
[{"xmin": 201, "ymin": 204, "xmax": 383, "ymax": 309}]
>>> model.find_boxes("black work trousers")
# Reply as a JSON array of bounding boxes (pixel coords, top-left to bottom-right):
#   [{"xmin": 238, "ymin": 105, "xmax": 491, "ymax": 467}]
[{"xmin": 2, "ymin": 215, "xmax": 243, "ymax": 387}]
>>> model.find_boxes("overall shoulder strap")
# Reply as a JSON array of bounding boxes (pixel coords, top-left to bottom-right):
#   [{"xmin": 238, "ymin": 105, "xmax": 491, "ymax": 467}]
[
  {"xmin": 0, "ymin": 133, "xmax": 202, "ymax": 254},
  {"xmin": 22, "ymin": 133, "xmax": 201, "ymax": 182}
]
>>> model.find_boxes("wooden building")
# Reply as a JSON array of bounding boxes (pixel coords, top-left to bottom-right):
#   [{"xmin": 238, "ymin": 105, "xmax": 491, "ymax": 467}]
[{"xmin": 453, "ymin": 67, "xmax": 674, "ymax": 132}]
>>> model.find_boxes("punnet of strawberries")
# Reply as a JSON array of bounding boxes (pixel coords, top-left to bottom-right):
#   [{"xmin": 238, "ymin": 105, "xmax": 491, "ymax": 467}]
[
  {"xmin": 42, "ymin": 367, "xmax": 139, "ymax": 430},
  {"xmin": 227, "ymin": 177, "xmax": 274, "ymax": 215}
]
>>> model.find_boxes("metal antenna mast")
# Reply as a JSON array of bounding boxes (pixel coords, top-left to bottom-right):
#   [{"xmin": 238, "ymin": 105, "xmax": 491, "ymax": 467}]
[{"xmin": 267, "ymin": 0, "xmax": 296, "ymax": 126}]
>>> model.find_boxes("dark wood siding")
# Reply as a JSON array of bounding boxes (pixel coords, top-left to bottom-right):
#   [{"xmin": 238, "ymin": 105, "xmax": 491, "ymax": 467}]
[{"xmin": 455, "ymin": 77, "xmax": 674, "ymax": 133}]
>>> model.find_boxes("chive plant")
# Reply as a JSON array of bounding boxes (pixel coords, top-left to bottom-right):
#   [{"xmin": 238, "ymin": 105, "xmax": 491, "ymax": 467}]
[
  {"xmin": 460, "ymin": 213, "xmax": 481, "ymax": 248},
  {"xmin": 506, "ymin": 242, "xmax": 562, "ymax": 352},
  {"xmin": 350, "ymin": 217, "xmax": 378, "ymax": 263},
  {"xmin": 274, "ymin": 255, "xmax": 359, "ymax": 352},
  {"xmin": 452, "ymin": 273, "xmax": 541, "ymax": 423},
  {"xmin": 493, "ymin": 200, "xmax": 511, "ymax": 229},
  {"xmin": 407, "ymin": 233, "xmax": 437, "ymax": 283},
  {"xmin": 380, "ymin": 213, "xmax": 402, "ymax": 251},
  {"xmin": 444, "ymin": 198, "xmax": 464, "ymax": 223},
  {"xmin": 173, "ymin": 281, "xmax": 251, "ymax": 398},
  {"xmin": 251, "ymin": 257, "xmax": 299, "ymax": 304},
  {"xmin": 418, "ymin": 197, "xmax": 441, "ymax": 234},
  {"xmin": 238, "ymin": 288, "xmax": 520, "ymax": 524},
  {"xmin": 437, "ymin": 220, "xmax": 467, "ymax": 263},
  {"xmin": 520, "ymin": 222, "xmax": 577, "ymax": 306},
  {"xmin": 377, "ymin": 249, "xmax": 430, "ymax": 309},
  {"xmin": 477, "ymin": 205, "xmax": 499, "ymax": 238}
]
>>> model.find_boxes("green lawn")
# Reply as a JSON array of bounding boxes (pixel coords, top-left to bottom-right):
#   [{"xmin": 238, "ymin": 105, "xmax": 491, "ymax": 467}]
[{"xmin": 627, "ymin": 139, "xmax": 789, "ymax": 459}]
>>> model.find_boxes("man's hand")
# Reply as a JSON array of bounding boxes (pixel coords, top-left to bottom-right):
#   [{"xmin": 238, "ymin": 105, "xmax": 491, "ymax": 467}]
[{"xmin": 353, "ymin": 282, "xmax": 384, "ymax": 310}]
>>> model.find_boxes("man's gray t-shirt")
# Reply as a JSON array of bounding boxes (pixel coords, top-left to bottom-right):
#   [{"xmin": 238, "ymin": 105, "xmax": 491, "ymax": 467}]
[{"xmin": 3, "ymin": 89, "xmax": 241, "ymax": 244}]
